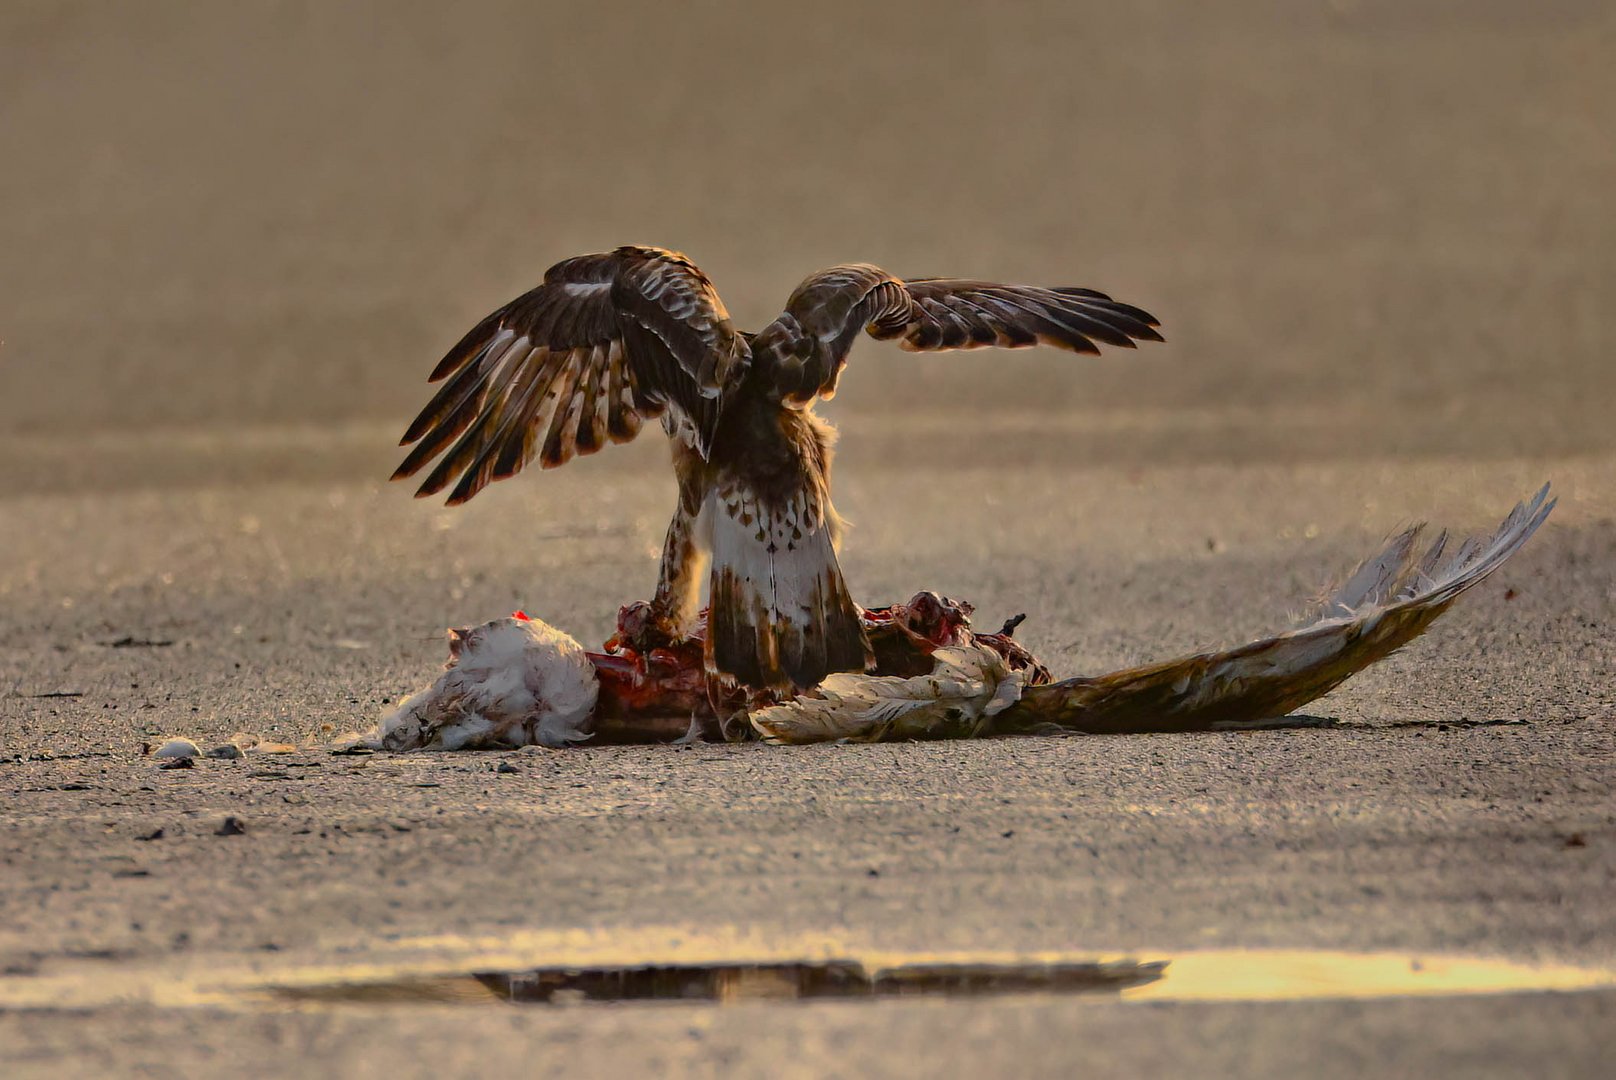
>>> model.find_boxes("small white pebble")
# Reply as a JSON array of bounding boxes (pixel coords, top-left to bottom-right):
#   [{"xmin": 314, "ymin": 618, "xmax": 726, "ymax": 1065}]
[{"xmin": 151, "ymin": 738, "xmax": 200, "ymax": 760}]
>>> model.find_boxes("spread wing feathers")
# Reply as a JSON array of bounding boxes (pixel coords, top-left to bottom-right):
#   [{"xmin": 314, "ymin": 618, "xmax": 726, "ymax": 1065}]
[
  {"xmin": 751, "ymin": 264, "xmax": 1163, "ymax": 406},
  {"xmin": 750, "ymin": 645, "xmax": 1025, "ymax": 744},
  {"xmin": 393, "ymin": 246, "xmax": 749, "ymax": 504},
  {"xmin": 704, "ymin": 483, "xmax": 872, "ymax": 695},
  {"xmin": 1002, "ymin": 483, "xmax": 1557, "ymax": 735}
]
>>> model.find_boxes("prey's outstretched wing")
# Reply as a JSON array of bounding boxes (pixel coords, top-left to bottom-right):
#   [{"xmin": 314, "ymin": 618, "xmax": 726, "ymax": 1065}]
[
  {"xmin": 393, "ymin": 246, "xmax": 749, "ymax": 505},
  {"xmin": 750, "ymin": 264, "xmax": 1163, "ymax": 405},
  {"xmin": 749, "ymin": 485, "xmax": 1556, "ymax": 744},
  {"xmin": 1007, "ymin": 484, "xmax": 1558, "ymax": 734}
]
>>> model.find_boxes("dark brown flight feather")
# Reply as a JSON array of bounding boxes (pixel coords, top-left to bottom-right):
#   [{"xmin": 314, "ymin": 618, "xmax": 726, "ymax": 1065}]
[
  {"xmin": 393, "ymin": 246, "xmax": 748, "ymax": 505},
  {"xmin": 748, "ymin": 264, "xmax": 1162, "ymax": 406}
]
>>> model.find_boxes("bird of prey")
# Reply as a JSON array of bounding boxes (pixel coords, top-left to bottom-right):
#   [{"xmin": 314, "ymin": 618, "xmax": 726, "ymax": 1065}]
[{"xmin": 393, "ymin": 246, "xmax": 1162, "ymax": 696}]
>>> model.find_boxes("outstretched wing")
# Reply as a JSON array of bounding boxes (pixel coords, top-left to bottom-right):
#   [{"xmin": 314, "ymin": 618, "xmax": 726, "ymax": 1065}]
[
  {"xmin": 393, "ymin": 246, "xmax": 749, "ymax": 505},
  {"xmin": 749, "ymin": 263, "xmax": 1163, "ymax": 406}
]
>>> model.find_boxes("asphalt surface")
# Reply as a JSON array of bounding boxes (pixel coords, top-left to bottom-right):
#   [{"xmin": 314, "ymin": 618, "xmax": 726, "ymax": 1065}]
[{"xmin": 3, "ymin": 3, "xmax": 1614, "ymax": 1077}]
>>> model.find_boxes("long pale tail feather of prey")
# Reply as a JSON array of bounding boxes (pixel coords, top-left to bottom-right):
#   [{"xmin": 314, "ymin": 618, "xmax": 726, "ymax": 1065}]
[{"xmin": 749, "ymin": 485, "xmax": 1554, "ymax": 743}]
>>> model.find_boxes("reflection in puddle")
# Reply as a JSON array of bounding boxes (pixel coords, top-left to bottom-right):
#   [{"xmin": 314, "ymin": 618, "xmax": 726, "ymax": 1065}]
[
  {"xmin": 266, "ymin": 960, "xmax": 1165, "ymax": 1006},
  {"xmin": 491, "ymin": 960, "xmax": 1166, "ymax": 1004},
  {"xmin": 256, "ymin": 950, "xmax": 1616, "ymax": 1008}
]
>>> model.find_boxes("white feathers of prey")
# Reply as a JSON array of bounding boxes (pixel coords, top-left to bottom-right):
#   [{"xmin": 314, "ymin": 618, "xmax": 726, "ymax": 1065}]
[{"xmin": 360, "ymin": 615, "xmax": 598, "ymax": 751}]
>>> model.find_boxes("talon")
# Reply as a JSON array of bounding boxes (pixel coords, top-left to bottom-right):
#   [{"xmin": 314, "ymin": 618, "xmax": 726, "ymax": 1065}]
[
  {"xmin": 610, "ymin": 600, "xmax": 691, "ymax": 653},
  {"xmin": 718, "ymin": 708, "xmax": 755, "ymax": 743}
]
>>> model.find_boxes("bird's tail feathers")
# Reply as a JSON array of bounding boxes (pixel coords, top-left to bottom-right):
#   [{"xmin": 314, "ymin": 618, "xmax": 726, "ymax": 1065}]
[{"xmin": 704, "ymin": 488, "xmax": 871, "ymax": 695}]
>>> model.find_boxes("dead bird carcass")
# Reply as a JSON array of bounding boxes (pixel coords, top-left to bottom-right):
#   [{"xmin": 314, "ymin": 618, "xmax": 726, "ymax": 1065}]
[{"xmin": 361, "ymin": 485, "xmax": 1553, "ymax": 748}]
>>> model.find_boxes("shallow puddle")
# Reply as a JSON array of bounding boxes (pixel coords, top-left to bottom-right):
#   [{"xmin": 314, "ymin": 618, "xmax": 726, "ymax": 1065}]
[
  {"xmin": 253, "ymin": 950, "xmax": 1616, "ymax": 1008},
  {"xmin": 1123, "ymin": 950, "xmax": 1616, "ymax": 1003},
  {"xmin": 5, "ymin": 944, "xmax": 1613, "ymax": 1012},
  {"xmin": 265, "ymin": 959, "xmax": 1164, "ymax": 1006}
]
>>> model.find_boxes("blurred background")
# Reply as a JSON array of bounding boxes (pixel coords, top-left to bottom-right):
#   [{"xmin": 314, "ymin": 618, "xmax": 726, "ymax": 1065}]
[{"xmin": 2, "ymin": 0, "xmax": 1611, "ymax": 493}]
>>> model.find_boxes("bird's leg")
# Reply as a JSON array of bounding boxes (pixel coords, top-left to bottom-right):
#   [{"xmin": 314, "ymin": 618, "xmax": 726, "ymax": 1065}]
[
  {"xmin": 626, "ymin": 469, "xmax": 708, "ymax": 652},
  {"xmin": 650, "ymin": 505, "xmax": 705, "ymax": 640},
  {"xmin": 704, "ymin": 673, "xmax": 773, "ymax": 742}
]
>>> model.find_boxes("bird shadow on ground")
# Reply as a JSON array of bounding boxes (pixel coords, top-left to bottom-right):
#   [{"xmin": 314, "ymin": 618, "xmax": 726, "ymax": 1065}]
[{"xmin": 999, "ymin": 714, "xmax": 1341, "ymax": 738}]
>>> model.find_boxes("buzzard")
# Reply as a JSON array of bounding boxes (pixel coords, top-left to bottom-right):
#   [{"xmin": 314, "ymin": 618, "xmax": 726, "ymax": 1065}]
[{"xmin": 393, "ymin": 246, "xmax": 1162, "ymax": 696}]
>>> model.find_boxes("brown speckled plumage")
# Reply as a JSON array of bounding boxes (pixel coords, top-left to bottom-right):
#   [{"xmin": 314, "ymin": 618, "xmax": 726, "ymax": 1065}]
[{"xmin": 395, "ymin": 246, "xmax": 1162, "ymax": 693}]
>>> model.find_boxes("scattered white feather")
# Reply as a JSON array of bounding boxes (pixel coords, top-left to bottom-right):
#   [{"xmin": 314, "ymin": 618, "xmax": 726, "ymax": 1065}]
[{"xmin": 674, "ymin": 714, "xmax": 711, "ymax": 745}]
